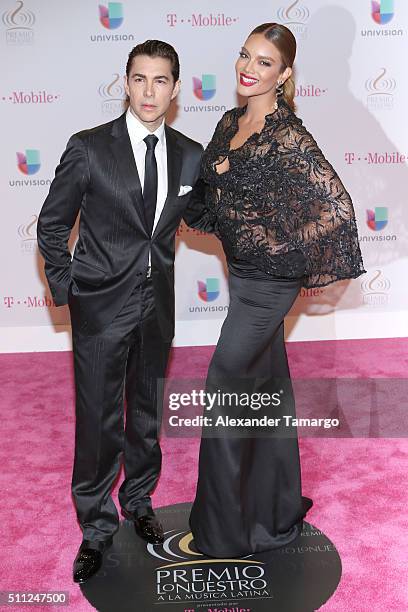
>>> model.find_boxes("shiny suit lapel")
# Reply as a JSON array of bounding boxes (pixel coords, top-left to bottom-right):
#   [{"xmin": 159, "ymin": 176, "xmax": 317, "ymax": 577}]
[
  {"xmin": 152, "ymin": 125, "xmax": 183, "ymax": 238},
  {"xmin": 109, "ymin": 113, "xmax": 148, "ymax": 234}
]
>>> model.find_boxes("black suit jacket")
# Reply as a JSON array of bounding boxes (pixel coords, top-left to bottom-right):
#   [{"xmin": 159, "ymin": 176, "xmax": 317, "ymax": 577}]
[{"xmin": 37, "ymin": 112, "xmax": 213, "ymax": 340}]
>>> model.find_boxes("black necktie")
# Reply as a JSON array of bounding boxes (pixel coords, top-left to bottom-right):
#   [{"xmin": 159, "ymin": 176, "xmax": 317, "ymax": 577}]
[{"xmin": 143, "ymin": 134, "xmax": 158, "ymax": 236}]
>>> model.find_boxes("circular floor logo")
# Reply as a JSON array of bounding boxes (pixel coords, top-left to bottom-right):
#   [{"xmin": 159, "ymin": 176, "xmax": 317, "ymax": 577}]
[{"xmin": 81, "ymin": 502, "xmax": 341, "ymax": 611}]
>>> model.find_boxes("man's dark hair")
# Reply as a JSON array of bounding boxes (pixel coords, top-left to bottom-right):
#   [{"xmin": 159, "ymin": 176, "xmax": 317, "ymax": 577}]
[{"xmin": 126, "ymin": 40, "xmax": 180, "ymax": 82}]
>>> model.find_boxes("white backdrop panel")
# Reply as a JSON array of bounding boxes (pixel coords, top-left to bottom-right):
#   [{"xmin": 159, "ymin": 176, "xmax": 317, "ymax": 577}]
[{"xmin": 1, "ymin": 0, "xmax": 407, "ymax": 351}]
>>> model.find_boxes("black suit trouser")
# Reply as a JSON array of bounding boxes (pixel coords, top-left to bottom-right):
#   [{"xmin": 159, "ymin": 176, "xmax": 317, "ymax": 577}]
[{"xmin": 69, "ymin": 278, "xmax": 171, "ymax": 543}]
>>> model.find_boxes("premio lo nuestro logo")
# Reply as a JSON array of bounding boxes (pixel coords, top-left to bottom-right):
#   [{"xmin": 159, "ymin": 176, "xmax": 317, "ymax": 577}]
[
  {"xmin": 277, "ymin": 0, "xmax": 310, "ymax": 23},
  {"xmin": 366, "ymin": 207, "xmax": 388, "ymax": 231},
  {"xmin": 277, "ymin": 0, "xmax": 309, "ymax": 38},
  {"xmin": 18, "ymin": 214, "xmax": 37, "ymax": 252},
  {"xmin": 98, "ymin": 73, "xmax": 127, "ymax": 116},
  {"xmin": 79, "ymin": 502, "xmax": 340, "ymax": 609},
  {"xmin": 193, "ymin": 74, "xmax": 216, "ymax": 100},
  {"xmin": 148, "ymin": 528, "xmax": 257, "ymax": 564},
  {"xmin": 17, "ymin": 149, "xmax": 40, "ymax": 175},
  {"xmin": 99, "ymin": 2, "xmax": 123, "ymax": 29},
  {"xmin": 198, "ymin": 278, "xmax": 219, "ymax": 302},
  {"xmin": 372, "ymin": 0, "xmax": 394, "ymax": 24},
  {"xmin": 148, "ymin": 528, "xmax": 266, "ymax": 604},
  {"xmin": 365, "ymin": 67, "xmax": 396, "ymax": 110},
  {"xmin": 2, "ymin": 0, "xmax": 35, "ymax": 45},
  {"xmin": 361, "ymin": 269, "xmax": 390, "ymax": 307}
]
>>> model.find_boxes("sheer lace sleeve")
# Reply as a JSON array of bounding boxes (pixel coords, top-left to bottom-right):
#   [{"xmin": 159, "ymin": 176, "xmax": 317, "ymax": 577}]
[
  {"xmin": 272, "ymin": 119, "xmax": 366, "ymax": 286},
  {"xmin": 199, "ymin": 102, "xmax": 366, "ymax": 288},
  {"xmin": 279, "ymin": 121, "xmax": 357, "ymax": 244}
]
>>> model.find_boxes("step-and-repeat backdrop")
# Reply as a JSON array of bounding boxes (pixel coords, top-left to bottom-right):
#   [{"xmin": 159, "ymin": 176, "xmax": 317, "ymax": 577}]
[{"xmin": 1, "ymin": 0, "xmax": 407, "ymax": 351}]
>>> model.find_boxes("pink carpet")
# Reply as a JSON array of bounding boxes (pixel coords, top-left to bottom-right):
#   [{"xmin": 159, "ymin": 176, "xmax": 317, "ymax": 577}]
[{"xmin": 0, "ymin": 337, "xmax": 407, "ymax": 611}]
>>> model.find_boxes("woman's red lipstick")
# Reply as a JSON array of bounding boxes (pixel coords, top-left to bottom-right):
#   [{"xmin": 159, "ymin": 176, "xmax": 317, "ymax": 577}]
[{"xmin": 240, "ymin": 73, "xmax": 259, "ymax": 87}]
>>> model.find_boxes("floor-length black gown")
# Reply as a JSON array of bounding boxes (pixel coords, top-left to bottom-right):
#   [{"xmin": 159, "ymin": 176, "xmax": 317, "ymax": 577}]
[{"xmin": 189, "ymin": 99, "xmax": 365, "ymax": 557}]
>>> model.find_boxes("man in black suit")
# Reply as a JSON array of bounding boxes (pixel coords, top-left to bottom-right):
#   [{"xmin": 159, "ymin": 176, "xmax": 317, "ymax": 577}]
[{"xmin": 37, "ymin": 40, "xmax": 212, "ymax": 583}]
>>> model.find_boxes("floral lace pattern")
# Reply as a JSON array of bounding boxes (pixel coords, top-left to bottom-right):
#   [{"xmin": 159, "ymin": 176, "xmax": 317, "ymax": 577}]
[{"xmin": 200, "ymin": 98, "xmax": 366, "ymax": 288}]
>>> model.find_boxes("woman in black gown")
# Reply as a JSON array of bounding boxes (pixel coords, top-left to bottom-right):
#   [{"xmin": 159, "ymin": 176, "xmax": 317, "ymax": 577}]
[{"xmin": 189, "ymin": 23, "xmax": 366, "ymax": 558}]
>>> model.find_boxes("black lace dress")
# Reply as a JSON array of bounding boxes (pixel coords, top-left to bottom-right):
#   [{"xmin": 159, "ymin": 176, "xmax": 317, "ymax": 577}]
[
  {"xmin": 199, "ymin": 97, "xmax": 366, "ymax": 285},
  {"xmin": 189, "ymin": 99, "xmax": 365, "ymax": 558}
]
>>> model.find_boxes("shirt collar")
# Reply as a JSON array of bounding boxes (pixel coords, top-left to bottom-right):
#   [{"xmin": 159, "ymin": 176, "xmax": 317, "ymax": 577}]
[{"xmin": 126, "ymin": 107, "xmax": 166, "ymax": 147}]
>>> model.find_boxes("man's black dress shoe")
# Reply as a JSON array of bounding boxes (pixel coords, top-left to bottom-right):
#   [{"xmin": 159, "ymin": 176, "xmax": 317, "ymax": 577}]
[
  {"xmin": 123, "ymin": 509, "xmax": 164, "ymax": 544},
  {"xmin": 73, "ymin": 538, "xmax": 112, "ymax": 584}
]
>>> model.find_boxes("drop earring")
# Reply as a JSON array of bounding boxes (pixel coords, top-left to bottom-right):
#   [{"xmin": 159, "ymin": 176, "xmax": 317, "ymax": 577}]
[{"xmin": 274, "ymin": 80, "xmax": 284, "ymax": 110}]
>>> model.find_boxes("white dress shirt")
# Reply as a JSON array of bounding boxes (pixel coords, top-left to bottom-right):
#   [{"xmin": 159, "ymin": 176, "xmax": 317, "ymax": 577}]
[{"xmin": 126, "ymin": 108, "xmax": 168, "ymax": 267}]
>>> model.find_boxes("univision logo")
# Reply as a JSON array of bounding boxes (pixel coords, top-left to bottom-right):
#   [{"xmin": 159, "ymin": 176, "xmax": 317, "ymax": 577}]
[
  {"xmin": 366, "ymin": 207, "xmax": 388, "ymax": 231},
  {"xmin": 361, "ymin": 0, "xmax": 403, "ymax": 37},
  {"xmin": 372, "ymin": 0, "xmax": 393, "ymax": 24},
  {"xmin": 198, "ymin": 278, "xmax": 219, "ymax": 302},
  {"xmin": 91, "ymin": 3, "xmax": 134, "ymax": 42},
  {"xmin": 99, "ymin": 2, "xmax": 123, "ymax": 29},
  {"xmin": 9, "ymin": 150, "xmax": 50, "ymax": 187},
  {"xmin": 17, "ymin": 149, "xmax": 40, "ymax": 175},
  {"xmin": 360, "ymin": 206, "xmax": 396, "ymax": 243},
  {"xmin": 2, "ymin": 0, "xmax": 35, "ymax": 45},
  {"xmin": 193, "ymin": 74, "xmax": 216, "ymax": 101}
]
